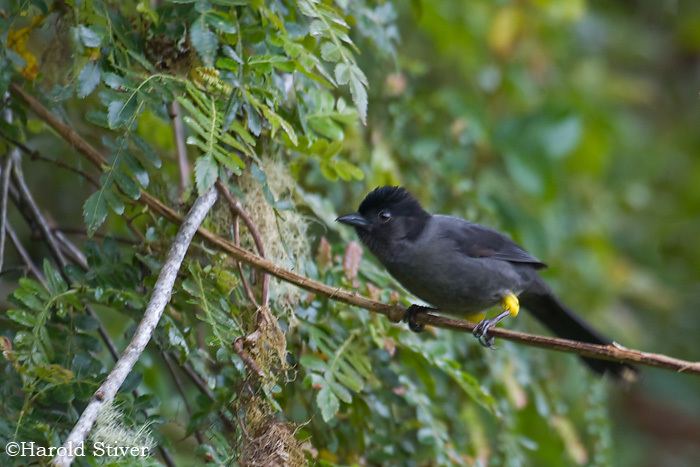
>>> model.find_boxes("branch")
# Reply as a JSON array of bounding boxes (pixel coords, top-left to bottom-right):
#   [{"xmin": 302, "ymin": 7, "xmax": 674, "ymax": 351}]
[
  {"xmin": 168, "ymin": 101, "xmax": 190, "ymax": 196},
  {"xmin": 53, "ymin": 186, "xmax": 218, "ymax": 466},
  {"xmin": 0, "ymin": 132, "xmax": 99, "ymax": 188},
  {"xmin": 233, "ymin": 215, "xmax": 259, "ymax": 306},
  {"xmin": 161, "ymin": 352, "xmax": 205, "ymax": 445},
  {"xmin": 6, "ymin": 222, "xmax": 46, "ymax": 286},
  {"xmin": 216, "ymin": 179, "xmax": 269, "ymax": 307},
  {"xmin": 1, "ymin": 100, "xmax": 17, "ymax": 273},
  {"xmin": 10, "ymin": 150, "xmax": 68, "ymax": 267},
  {"xmin": 0, "ymin": 150, "xmax": 13, "ymax": 272},
  {"xmin": 12, "ymin": 83, "xmax": 700, "ymax": 377},
  {"xmin": 52, "ymin": 227, "xmax": 136, "ymax": 245}
]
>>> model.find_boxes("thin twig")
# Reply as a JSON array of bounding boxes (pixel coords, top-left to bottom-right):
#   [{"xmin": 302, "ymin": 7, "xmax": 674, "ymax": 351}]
[
  {"xmin": 6, "ymin": 222, "xmax": 45, "ymax": 286},
  {"xmin": 1, "ymin": 100, "xmax": 16, "ymax": 273},
  {"xmin": 233, "ymin": 337, "xmax": 264, "ymax": 377},
  {"xmin": 13, "ymin": 83, "xmax": 700, "ymax": 377},
  {"xmin": 53, "ymin": 186, "xmax": 218, "ymax": 467},
  {"xmin": 10, "ymin": 152, "xmax": 68, "ymax": 267},
  {"xmin": 176, "ymin": 356, "xmax": 237, "ymax": 433},
  {"xmin": 216, "ymin": 180, "xmax": 268, "ymax": 307},
  {"xmin": 54, "ymin": 230, "xmax": 89, "ymax": 268},
  {"xmin": 0, "ymin": 131, "xmax": 99, "ymax": 187},
  {"xmin": 0, "ymin": 152, "xmax": 13, "ymax": 272},
  {"xmin": 161, "ymin": 352, "xmax": 205, "ymax": 445},
  {"xmin": 179, "ymin": 358, "xmax": 215, "ymax": 401},
  {"xmin": 168, "ymin": 101, "xmax": 190, "ymax": 196},
  {"xmin": 234, "ymin": 215, "xmax": 259, "ymax": 307},
  {"xmin": 52, "ymin": 227, "xmax": 136, "ymax": 245}
]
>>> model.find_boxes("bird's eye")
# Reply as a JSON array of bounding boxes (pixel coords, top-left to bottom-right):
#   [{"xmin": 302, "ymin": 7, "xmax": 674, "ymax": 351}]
[{"xmin": 379, "ymin": 210, "xmax": 391, "ymax": 222}]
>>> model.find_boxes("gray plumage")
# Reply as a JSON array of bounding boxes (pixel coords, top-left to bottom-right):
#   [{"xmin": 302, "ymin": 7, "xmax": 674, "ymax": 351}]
[
  {"xmin": 337, "ymin": 186, "xmax": 637, "ymax": 380},
  {"xmin": 364, "ymin": 214, "xmax": 541, "ymax": 315}
]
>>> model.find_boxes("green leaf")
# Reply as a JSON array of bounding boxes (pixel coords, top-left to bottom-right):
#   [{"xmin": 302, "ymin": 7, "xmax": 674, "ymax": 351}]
[
  {"xmin": 334, "ymin": 63, "xmax": 350, "ymax": 85},
  {"xmin": 309, "ymin": 115, "xmax": 344, "ymax": 140},
  {"xmin": 261, "ymin": 107, "xmax": 298, "ymax": 146},
  {"xmin": 300, "ymin": 354, "xmax": 327, "ymax": 372},
  {"xmin": 108, "ymin": 98, "xmax": 139, "ymax": 129},
  {"xmin": 75, "ymin": 314, "xmax": 99, "ymax": 332},
  {"xmin": 83, "ymin": 191, "xmax": 108, "ymax": 236},
  {"xmin": 332, "ymin": 159, "xmax": 364, "ymax": 181},
  {"xmin": 77, "ymin": 25, "xmax": 102, "ymax": 47},
  {"xmin": 316, "ymin": 385, "xmax": 339, "ymax": 422},
  {"xmin": 103, "ymin": 72, "xmax": 125, "ymax": 90},
  {"xmin": 222, "ymin": 45, "xmax": 243, "ymax": 64},
  {"xmin": 320, "ymin": 41, "xmax": 341, "ymax": 62},
  {"xmin": 320, "ymin": 160, "xmax": 337, "ymax": 181},
  {"xmin": 113, "ymin": 170, "xmax": 141, "ymax": 200},
  {"xmin": 85, "ymin": 110, "xmax": 109, "ymax": 128},
  {"xmin": 76, "ymin": 61, "xmax": 101, "ymax": 98},
  {"xmin": 215, "ymin": 57, "xmax": 240, "ymax": 72},
  {"xmin": 195, "ymin": 154, "xmax": 218, "ymax": 195},
  {"xmin": 13, "ymin": 287, "xmax": 44, "ymax": 311},
  {"xmin": 132, "ymin": 135, "xmax": 162, "ymax": 168},
  {"xmin": 7, "ymin": 309, "xmax": 36, "ymax": 327},
  {"xmin": 123, "ymin": 153, "xmax": 149, "ymax": 188},
  {"xmin": 190, "ymin": 17, "xmax": 218, "ymax": 67},
  {"xmin": 206, "ymin": 12, "xmax": 237, "ymax": 34},
  {"xmin": 309, "ymin": 19, "xmax": 327, "ymax": 36},
  {"xmin": 103, "ymin": 186, "xmax": 125, "ymax": 215},
  {"xmin": 349, "ymin": 73, "xmax": 367, "ymax": 124},
  {"xmin": 212, "ymin": 152, "xmax": 244, "ymax": 175},
  {"xmin": 328, "ymin": 379, "xmax": 353, "ymax": 404},
  {"xmin": 43, "ymin": 260, "xmax": 67, "ymax": 295}
]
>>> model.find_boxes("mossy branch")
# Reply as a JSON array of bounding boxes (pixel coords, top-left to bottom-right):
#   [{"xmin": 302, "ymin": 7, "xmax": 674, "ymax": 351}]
[{"xmin": 12, "ymin": 83, "xmax": 700, "ymax": 378}]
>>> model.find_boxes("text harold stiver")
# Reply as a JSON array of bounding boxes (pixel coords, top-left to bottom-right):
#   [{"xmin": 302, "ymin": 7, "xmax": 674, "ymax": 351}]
[{"xmin": 4, "ymin": 441, "xmax": 151, "ymax": 458}]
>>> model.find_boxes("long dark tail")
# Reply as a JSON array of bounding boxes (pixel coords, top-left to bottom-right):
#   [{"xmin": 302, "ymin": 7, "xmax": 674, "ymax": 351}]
[{"xmin": 520, "ymin": 278, "xmax": 638, "ymax": 381}]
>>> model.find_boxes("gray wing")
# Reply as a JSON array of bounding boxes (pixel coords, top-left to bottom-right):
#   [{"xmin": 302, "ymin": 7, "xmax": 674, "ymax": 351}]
[{"xmin": 438, "ymin": 216, "xmax": 547, "ymax": 269}]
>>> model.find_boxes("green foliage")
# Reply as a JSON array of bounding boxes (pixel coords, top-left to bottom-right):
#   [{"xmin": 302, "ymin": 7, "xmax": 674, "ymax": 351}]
[{"xmin": 1, "ymin": 1, "xmax": 699, "ymax": 466}]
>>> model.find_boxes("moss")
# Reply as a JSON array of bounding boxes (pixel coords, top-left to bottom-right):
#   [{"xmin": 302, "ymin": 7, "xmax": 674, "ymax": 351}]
[
  {"xmin": 239, "ymin": 159, "xmax": 310, "ymax": 315},
  {"xmin": 90, "ymin": 403, "xmax": 155, "ymax": 455},
  {"xmin": 239, "ymin": 398, "xmax": 306, "ymax": 467}
]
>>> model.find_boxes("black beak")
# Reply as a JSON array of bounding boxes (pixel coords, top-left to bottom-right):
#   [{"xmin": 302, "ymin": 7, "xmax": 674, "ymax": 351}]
[{"xmin": 336, "ymin": 212, "xmax": 371, "ymax": 229}]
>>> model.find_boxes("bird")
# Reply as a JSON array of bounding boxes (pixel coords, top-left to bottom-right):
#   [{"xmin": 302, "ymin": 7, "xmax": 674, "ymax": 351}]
[{"xmin": 336, "ymin": 186, "xmax": 637, "ymax": 380}]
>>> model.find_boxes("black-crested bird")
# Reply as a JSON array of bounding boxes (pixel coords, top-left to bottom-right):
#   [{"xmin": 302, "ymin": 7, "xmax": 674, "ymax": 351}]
[{"xmin": 337, "ymin": 186, "xmax": 637, "ymax": 380}]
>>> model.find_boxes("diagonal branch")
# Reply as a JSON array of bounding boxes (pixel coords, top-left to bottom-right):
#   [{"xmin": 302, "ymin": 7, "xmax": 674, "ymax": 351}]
[
  {"xmin": 6, "ymin": 222, "xmax": 46, "ymax": 286},
  {"xmin": 53, "ymin": 186, "xmax": 218, "ymax": 467},
  {"xmin": 11, "ymin": 83, "xmax": 700, "ymax": 377},
  {"xmin": 168, "ymin": 101, "xmax": 191, "ymax": 197},
  {"xmin": 0, "ymin": 151, "xmax": 13, "ymax": 272}
]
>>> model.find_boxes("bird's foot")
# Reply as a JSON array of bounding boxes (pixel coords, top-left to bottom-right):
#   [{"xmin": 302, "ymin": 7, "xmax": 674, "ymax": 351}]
[
  {"xmin": 472, "ymin": 318, "xmax": 498, "ymax": 349},
  {"xmin": 402, "ymin": 305, "xmax": 433, "ymax": 332},
  {"xmin": 473, "ymin": 297, "xmax": 517, "ymax": 349}
]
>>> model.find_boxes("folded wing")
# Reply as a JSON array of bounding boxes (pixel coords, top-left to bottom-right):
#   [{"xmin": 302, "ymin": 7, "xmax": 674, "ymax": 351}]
[{"xmin": 440, "ymin": 217, "xmax": 547, "ymax": 269}]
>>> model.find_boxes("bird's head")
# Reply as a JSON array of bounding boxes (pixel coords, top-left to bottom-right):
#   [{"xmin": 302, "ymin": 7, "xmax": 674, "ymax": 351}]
[{"xmin": 336, "ymin": 186, "xmax": 430, "ymax": 248}]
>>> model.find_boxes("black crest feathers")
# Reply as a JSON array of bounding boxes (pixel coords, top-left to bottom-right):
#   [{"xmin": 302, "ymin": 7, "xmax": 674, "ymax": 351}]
[{"xmin": 358, "ymin": 186, "xmax": 428, "ymax": 218}]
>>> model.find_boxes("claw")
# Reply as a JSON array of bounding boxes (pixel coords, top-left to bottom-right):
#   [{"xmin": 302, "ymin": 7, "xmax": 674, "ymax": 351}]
[
  {"xmin": 478, "ymin": 333, "xmax": 496, "ymax": 349},
  {"xmin": 472, "ymin": 307, "xmax": 513, "ymax": 348},
  {"xmin": 403, "ymin": 305, "xmax": 432, "ymax": 332},
  {"xmin": 473, "ymin": 318, "xmax": 497, "ymax": 349}
]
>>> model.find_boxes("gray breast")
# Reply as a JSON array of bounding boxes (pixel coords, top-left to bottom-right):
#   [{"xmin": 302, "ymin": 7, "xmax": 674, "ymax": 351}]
[{"xmin": 383, "ymin": 223, "xmax": 529, "ymax": 315}]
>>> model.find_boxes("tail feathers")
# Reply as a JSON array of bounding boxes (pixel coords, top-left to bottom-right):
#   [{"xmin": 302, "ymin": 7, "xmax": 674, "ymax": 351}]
[{"xmin": 521, "ymin": 281, "xmax": 638, "ymax": 382}]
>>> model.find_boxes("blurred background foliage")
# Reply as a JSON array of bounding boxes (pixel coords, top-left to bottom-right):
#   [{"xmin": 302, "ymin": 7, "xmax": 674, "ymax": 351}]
[{"xmin": 1, "ymin": 0, "xmax": 699, "ymax": 466}]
